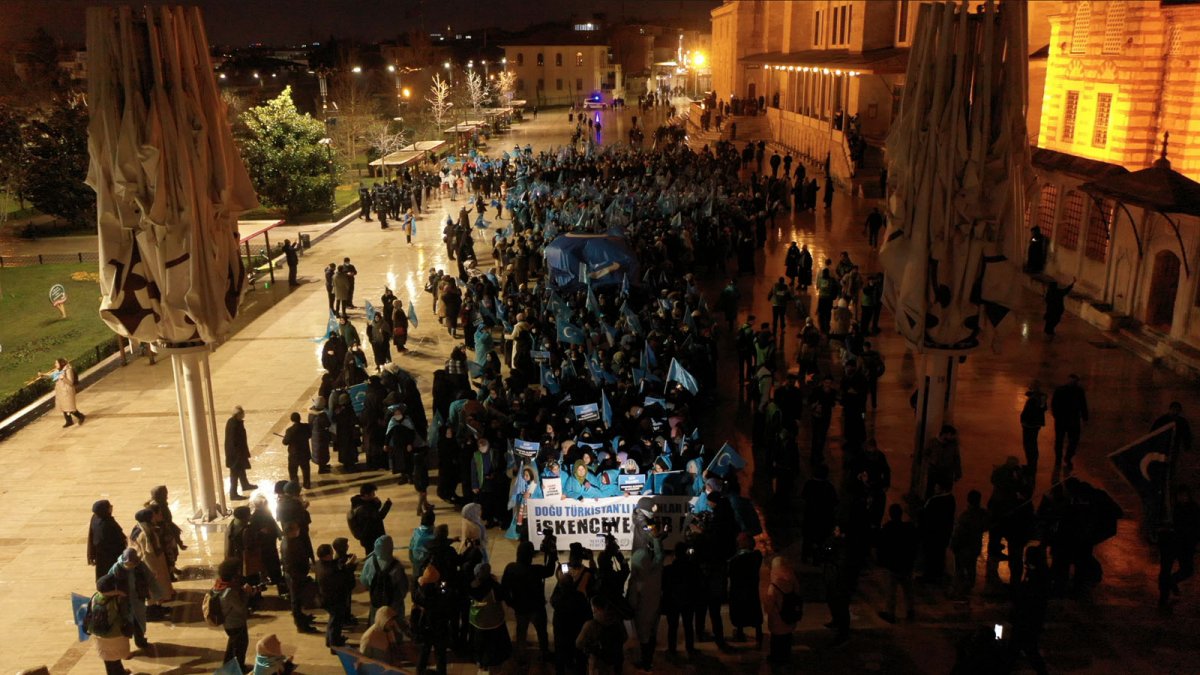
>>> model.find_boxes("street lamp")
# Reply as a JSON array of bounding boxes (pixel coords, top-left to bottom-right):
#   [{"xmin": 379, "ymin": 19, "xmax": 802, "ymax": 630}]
[
  {"xmin": 443, "ymin": 60, "xmax": 453, "ymax": 84},
  {"xmin": 351, "ymin": 65, "xmax": 362, "ymax": 74}
]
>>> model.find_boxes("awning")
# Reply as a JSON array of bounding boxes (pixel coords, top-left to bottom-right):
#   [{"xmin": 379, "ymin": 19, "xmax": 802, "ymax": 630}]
[
  {"xmin": 443, "ymin": 123, "xmax": 479, "ymax": 133},
  {"xmin": 1032, "ymin": 147, "xmax": 1127, "ymax": 181},
  {"xmin": 740, "ymin": 47, "xmax": 909, "ymax": 75},
  {"xmin": 368, "ymin": 140, "xmax": 447, "ymax": 167}
]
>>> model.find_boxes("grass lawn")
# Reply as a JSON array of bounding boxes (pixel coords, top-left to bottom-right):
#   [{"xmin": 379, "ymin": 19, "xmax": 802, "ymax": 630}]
[
  {"xmin": 239, "ymin": 183, "xmax": 360, "ymax": 223},
  {"xmin": 0, "ymin": 263, "xmax": 117, "ymax": 416}
]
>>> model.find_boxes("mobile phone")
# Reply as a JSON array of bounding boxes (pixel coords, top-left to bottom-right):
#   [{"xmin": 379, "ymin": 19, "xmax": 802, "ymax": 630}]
[
  {"xmin": 993, "ymin": 623, "xmax": 1004, "ymax": 640},
  {"xmin": 560, "ymin": 562, "xmax": 570, "ymax": 573}
]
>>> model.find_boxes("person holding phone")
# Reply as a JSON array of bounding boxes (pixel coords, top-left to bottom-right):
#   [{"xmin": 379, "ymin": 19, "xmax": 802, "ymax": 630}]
[{"xmin": 501, "ymin": 537, "xmax": 558, "ymax": 659}]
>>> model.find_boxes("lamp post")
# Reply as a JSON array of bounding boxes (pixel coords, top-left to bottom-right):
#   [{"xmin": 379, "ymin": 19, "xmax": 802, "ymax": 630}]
[{"xmin": 444, "ymin": 60, "xmax": 453, "ymax": 85}]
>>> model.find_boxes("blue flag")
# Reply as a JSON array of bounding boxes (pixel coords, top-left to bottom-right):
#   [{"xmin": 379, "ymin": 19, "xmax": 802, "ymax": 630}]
[
  {"xmin": 71, "ymin": 593, "xmax": 90, "ymax": 642},
  {"xmin": 316, "ymin": 309, "xmax": 339, "ymax": 341},
  {"xmin": 586, "ymin": 286, "xmax": 601, "ymax": 318},
  {"xmin": 642, "ymin": 342, "xmax": 657, "ymax": 370},
  {"xmin": 1110, "ymin": 423, "xmax": 1176, "ymax": 505},
  {"xmin": 580, "ymin": 261, "xmax": 591, "ymax": 286},
  {"xmin": 348, "ymin": 383, "xmax": 368, "ymax": 414},
  {"xmin": 467, "ymin": 359, "xmax": 484, "ymax": 378},
  {"xmin": 214, "ymin": 659, "xmax": 244, "ymax": 675},
  {"xmin": 408, "ymin": 300, "xmax": 419, "ymax": 329},
  {"xmin": 540, "ymin": 362, "xmax": 561, "ymax": 394},
  {"xmin": 557, "ymin": 320, "xmax": 586, "ymax": 345},
  {"xmin": 706, "ymin": 443, "xmax": 747, "ymax": 477},
  {"xmin": 365, "ymin": 300, "xmax": 377, "ymax": 323},
  {"xmin": 621, "ymin": 303, "xmax": 643, "ymax": 336},
  {"xmin": 667, "ymin": 358, "xmax": 700, "ymax": 395},
  {"xmin": 620, "ymin": 273, "xmax": 630, "ymax": 298},
  {"xmin": 602, "ymin": 390, "xmax": 613, "ymax": 429},
  {"xmin": 601, "ymin": 321, "xmax": 618, "ymax": 348}
]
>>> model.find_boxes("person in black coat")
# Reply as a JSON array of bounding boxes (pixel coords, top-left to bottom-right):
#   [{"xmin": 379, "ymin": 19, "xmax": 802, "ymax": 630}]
[
  {"xmin": 348, "ymin": 484, "xmax": 392, "ymax": 556},
  {"xmin": 877, "ymin": 504, "xmax": 918, "ymax": 622},
  {"xmin": 282, "ymin": 239, "xmax": 300, "ymax": 287},
  {"xmin": 283, "ymin": 412, "xmax": 313, "ymax": 489},
  {"xmin": 224, "ymin": 406, "xmax": 256, "ymax": 500},
  {"xmin": 1043, "ymin": 277, "xmax": 1075, "ymax": 337},
  {"xmin": 919, "ymin": 481, "xmax": 957, "ymax": 583},
  {"xmin": 502, "ymin": 540, "xmax": 558, "ymax": 658},
  {"xmin": 316, "ymin": 543, "xmax": 352, "ymax": 647},
  {"xmin": 87, "ymin": 499, "xmax": 126, "ymax": 580}
]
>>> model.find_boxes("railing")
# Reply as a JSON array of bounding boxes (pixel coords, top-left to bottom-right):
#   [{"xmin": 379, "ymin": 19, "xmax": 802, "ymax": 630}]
[{"xmin": 0, "ymin": 252, "xmax": 100, "ymax": 267}]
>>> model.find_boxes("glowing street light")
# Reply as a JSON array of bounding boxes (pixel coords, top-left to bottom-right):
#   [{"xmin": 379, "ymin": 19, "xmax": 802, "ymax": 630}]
[
  {"xmin": 387, "ymin": 64, "xmax": 396, "ymax": 73},
  {"xmin": 351, "ymin": 65, "xmax": 362, "ymax": 74},
  {"xmin": 693, "ymin": 51, "xmax": 707, "ymax": 67}
]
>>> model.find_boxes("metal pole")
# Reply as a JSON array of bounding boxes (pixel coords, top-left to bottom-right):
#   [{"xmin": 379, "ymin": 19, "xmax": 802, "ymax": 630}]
[
  {"xmin": 910, "ymin": 352, "xmax": 954, "ymax": 497},
  {"xmin": 199, "ymin": 353, "xmax": 228, "ymax": 515},
  {"xmin": 168, "ymin": 344, "xmax": 220, "ymax": 521},
  {"xmin": 169, "ymin": 353, "xmax": 201, "ymax": 518},
  {"xmin": 263, "ymin": 230, "xmax": 275, "ymax": 284}
]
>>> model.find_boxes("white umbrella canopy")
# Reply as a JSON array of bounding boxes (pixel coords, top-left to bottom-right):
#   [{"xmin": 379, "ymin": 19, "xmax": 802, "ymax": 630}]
[
  {"xmin": 880, "ymin": 0, "xmax": 1033, "ymax": 353},
  {"xmin": 87, "ymin": 5, "xmax": 258, "ymax": 346}
]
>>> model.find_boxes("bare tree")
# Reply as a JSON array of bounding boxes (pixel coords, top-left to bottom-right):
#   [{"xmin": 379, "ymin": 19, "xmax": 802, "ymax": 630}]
[
  {"xmin": 426, "ymin": 74, "xmax": 453, "ymax": 133},
  {"xmin": 497, "ymin": 71, "xmax": 516, "ymax": 104},
  {"xmin": 466, "ymin": 70, "xmax": 487, "ymax": 112},
  {"xmin": 365, "ymin": 120, "xmax": 409, "ymax": 175},
  {"xmin": 329, "ymin": 70, "xmax": 381, "ymax": 177}
]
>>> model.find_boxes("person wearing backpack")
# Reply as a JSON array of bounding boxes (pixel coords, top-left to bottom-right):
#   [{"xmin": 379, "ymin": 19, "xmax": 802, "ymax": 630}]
[
  {"xmin": 360, "ymin": 534, "xmax": 411, "ymax": 627},
  {"xmin": 89, "ymin": 573, "xmax": 132, "ymax": 675},
  {"xmin": 468, "ymin": 562, "xmax": 512, "ymax": 672},
  {"xmin": 409, "ymin": 508, "xmax": 437, "ymax": 578},
  {"xmin": 576, "ymin": 594, "xmax": 627, "ymax": 675},
  {"xmin": 349, "ymin": 484, "xmax": 392, "ymax": 556},
  {"xmin": 212, "ymin": 558, "xmax": 256, "ymax": 671},
  {"xmin": 764, "ymin": 555, "xmax": 801, "ymax": 665}
]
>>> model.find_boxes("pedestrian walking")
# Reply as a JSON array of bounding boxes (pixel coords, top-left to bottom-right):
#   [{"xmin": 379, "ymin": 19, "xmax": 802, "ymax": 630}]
[
  {"xmin": 282, "ymin": 412, "xmax": 313, "ymax": 489},
  {"xmin": 1043, "ymin": 277, "xmax": 1075, "ymax": 337},
  {"xmin": 1020, "ymin": 381, "xmax": 1048, "ymax": 472},
  {"xmin": 1050, "ymin": 375, "xmax": 1088, "ymax": 474},
  {"xmin": 950, "ymin": 489, "xmax": 988, "ymax": 599},
  {"xmin": 41, "ymin": 358, "xmax": 85, "ymax": 427},
  {"xmin": 877, "ymin": 504, "xmax": 918, "ymax": 623},
  {"xmin": 88, "ymin": 573, "xmax": 133, "ymax": 675}
]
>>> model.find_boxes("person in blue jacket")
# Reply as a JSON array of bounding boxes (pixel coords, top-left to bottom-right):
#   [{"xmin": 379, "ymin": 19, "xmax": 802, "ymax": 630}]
[
  {"xmin": 564, "ymin": 460, "xmax": 603, "ymax": 499},
  {"xmin": 507, "ymin": 463, "xmax": 544, "ymax": 540}
]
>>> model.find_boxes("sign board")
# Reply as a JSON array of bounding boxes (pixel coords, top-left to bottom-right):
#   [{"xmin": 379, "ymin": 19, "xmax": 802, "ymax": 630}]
[
  {"xmin": 573, "ymin": 403, "xmax": 600, "ymax": 423},
  {"xmin": 618, "ymin": 474, "xmax": 646, "ymax": 495},
  {"xmin": 527, "ymin": 495, "xmax": 694, "ymax": 551},
  {"xmin": 541, "ymin": 478, "xmax": 562, "ymax": 499},
  {"xmin": 514, "ymin": 439, "xmax": 540, "ymax": 457}
]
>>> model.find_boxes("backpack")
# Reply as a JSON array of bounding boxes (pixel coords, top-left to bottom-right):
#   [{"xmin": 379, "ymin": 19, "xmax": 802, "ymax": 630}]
[
  {"xmin": 773, "ymin": 583, "xmax": 804, "ymax": 624},
  {"xmin": 347, "ymin": 505, "xmax": 366, "ymax": 541},
  {"xmin": 202, "ymin": 588, "xmax": 225, "ymax": 627},
  {"xmin": 369, "ymin": 559, "xmax": 397, "ymax": 607},
  {"xmin": 83, "ymin": 597, "xmax": 112, "ymax": 637}
]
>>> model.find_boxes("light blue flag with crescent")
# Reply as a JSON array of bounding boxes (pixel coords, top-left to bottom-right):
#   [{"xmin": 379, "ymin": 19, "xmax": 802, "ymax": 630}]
[
  {"xmin": 365, "ymin": 300, "xmax": 377, "ymax": 323},
  {"xmin": 408, "ymin": 300, "xmax": 419, "ymax": 328},
  {"xmin": 560, "ymin": 357, "xmax": 578, "ymax": 382},
  {"xmin": 667, "ymin": 358, "xmax": 699, "ymax": 395},
  {"xmin": 71, "ymin": 593, "xmax": 90, "ymax": 642},
  {"xmin": 601, "ymin": 320, "xmax": 618, "ymax": 347},
  {"xmin": 601, "ymin": 389, "xmax": 613, "ymax": 429},
  {"xmin": 557, "ymin": 320, "xmax": 586, "ymax": 345},
  {"xmin": 644, "ymin": 342, "xmax": 658, "ymax": 369},
  {"xmin": 467, "ymin": 359, "xmax": 484, "ymax": 379},
  {"xmin": 314, "ymin": 309, "xmax": 340, "ymax": 342},
  {"xmin": 348, "ymin": 382, "xmax": 368, "ymax": 414},
  {"xmin": 706, "ymin": 443, "xmax": 747, "ymax": 477},
  {"xmin": 621, "ymin": 303, "xmax": 643, "ymax": 335}
]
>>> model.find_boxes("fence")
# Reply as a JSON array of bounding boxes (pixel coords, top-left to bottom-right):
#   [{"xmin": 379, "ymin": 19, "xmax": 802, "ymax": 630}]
[
  {"xmin": 0, "ymin": 252, "xmax": 100, "ymax": 267},
  {"xmin": 0, "ymin": 334, "xmax": 123, "ymax": 422}
]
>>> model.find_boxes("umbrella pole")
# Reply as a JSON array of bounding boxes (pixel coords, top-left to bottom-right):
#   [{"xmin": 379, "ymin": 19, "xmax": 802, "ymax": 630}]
[
  {"xmin": 166, "ymin": 343, "xmax": 221, "ymax": 521},
  {"xmin": 169, "ymin": 354, "xmax": 201, "ymax": 518},
  {"xmin": 199, "ymin": 354, "xmax": 229, "ymax": 517},
  {"xmin": 910, "ymin": 351, "xmax": 957, "ymax": 498}
]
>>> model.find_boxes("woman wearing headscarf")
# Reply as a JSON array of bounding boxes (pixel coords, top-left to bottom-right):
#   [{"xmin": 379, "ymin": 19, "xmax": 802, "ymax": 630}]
[
  {"xmin": 468, "ymin": 562, "xmax": 512, "ymax": 672},
  {"xmin": 360, "ymin": 606, "xmax": 404, "ymax": 665},
  {"xmin": 249, "ymin": 494, "xmax": 285, "ymax": 596},
  {"xmin": 564, "ymin": 459, "xmax": 602, "ymax": 500},
  {"xmin": 108, "ymin": 548, "xmax": 161, "ymax": 649},
  {"xmin": 130, "ymin": 506, "xmax": 174, "ymax": 612},
  {"xmin": 359, "ymin": 535, "xmax": 410, "ymax": 626},
  {"xmin": 87, "ymin": 500, "xmax": 126, "ymax": 580},
  {"xmin": 727, "ymin": 534, "xmax": 764, "ymax": 645},
  {"xmin": 506, "ymin": 463, "xmax": 543, "ymax": 541},
  {"xmin": 88, "ymin": 573, "xmax": 132, "ymax": 675},
  {"xmin": 764, "ymin": 555, "xmax": 800, "ymax": 665},
  {"xmin": 41, "ymin": 357, "xmax": 85, "ymax": 427},
  {"xmin": 308, "ymin": 396, "xmax": 332, "ymax": 474},
  {"xmin": 461, "ymin": 502, "xmax": 490, "ymax": 564},
  {"xmin": 251, "ymin": 633, "xmax": 293, "ymax": 674},
  {"xmin": 145, "ymin": 486, "xmax": 186, "ymax": 579}
]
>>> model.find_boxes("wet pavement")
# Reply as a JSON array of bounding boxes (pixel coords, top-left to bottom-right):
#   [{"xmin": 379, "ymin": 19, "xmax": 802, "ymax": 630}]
[{"xmin": 0, "ymin": 106, "xmax": 1196, "ymax": 674}]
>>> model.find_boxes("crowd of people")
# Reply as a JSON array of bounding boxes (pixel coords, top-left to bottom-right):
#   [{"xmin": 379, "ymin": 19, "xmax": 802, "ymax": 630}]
[{"xmin": 70, "ymin": 101, "xmax": 1196, "ymax": 675}]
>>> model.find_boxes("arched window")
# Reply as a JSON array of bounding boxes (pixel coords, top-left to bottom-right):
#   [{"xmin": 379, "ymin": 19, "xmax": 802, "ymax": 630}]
[
  {"xmin": 1102, "ymin": 0, "xmax": 1126, "ymax": 54},
  {"xmin": 1071, "ymin": 1, "xmax": 1091, "ymax": 55}
]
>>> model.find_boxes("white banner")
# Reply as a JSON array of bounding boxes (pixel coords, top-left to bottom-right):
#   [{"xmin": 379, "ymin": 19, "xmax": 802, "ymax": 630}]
[{"xmin": 526, "ymin": 495, "xmax": 694, "ymax": 551}]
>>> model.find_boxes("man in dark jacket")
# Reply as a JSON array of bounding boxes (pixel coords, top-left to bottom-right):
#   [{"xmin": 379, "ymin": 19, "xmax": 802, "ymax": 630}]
[
  {"xmin": 1050, "ymin": 374, "xmax": 1088, "ymax": 474},
  {"xmin": 501, "ymin": 540, "xmax": 557, "ymax": 657},
  {"xmin": 282, "ymin": 412, "xmax": 313, "ymax": 489},
  {"xmin": 282, "ymin": 239, "xmax": 300, "ymax": 287},
  {"xmin": 224, "ymin": 406, "xmax": 256, "ymax": 500},
  {"xmin": 315, "ymin": 544, "xmax": 352, "ymax": 647},
  {"xmin": 281, "ymin": 523, "xmax": 317, "ymax": 632},
  {"xmin": 877, "ymin": 504, "xmax": 918, "ymax": 623},
  {"xmin": 349, "ymin": 483, "xmax": 392, "ymax": 555},
  {"xmin": 919, "ymin": 481, "xmax": 957, "ymax": 583}
]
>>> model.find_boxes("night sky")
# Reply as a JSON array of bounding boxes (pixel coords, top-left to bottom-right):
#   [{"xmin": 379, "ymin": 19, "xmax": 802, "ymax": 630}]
[{"xmin": 0, "ymin": 0, "xmax": 719, "ymax": 47}]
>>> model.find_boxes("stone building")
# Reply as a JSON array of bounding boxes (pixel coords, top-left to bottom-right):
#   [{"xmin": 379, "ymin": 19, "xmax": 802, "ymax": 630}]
[
  {"xmin": 1028, "ymin": 0, "xmax": 1200, "ymax": 369},
  {"xmin": 501, "ymin": 33, "xmax": 619, "ymax": 107}
]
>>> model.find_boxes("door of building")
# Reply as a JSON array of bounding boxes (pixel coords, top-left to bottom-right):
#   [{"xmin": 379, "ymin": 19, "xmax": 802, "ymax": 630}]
[
  {"xmin": 747, "ymin": 82, "xmax": 756, "ymax": 102},
  {"xmin": 1146, "ymin": 250, "xmax": 1180, "ymax": 329}
]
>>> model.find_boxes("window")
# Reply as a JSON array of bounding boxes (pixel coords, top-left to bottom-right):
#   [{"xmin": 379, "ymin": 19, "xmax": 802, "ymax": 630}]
[
  {"xmin": 536, "ymin": 53, "xmax": 544, "ymax": 66},
  {"xmin": 1071, "ymin": 1, "xmax": 1091, "ymax": 55},
  {"xmin": 813, "ymin": 10, "xmax": 824, "ymax": 47},
  {"xmin": 1168, "ymin": 24, "xmax": 1182, "ymax": 56},
  {"xmin": 1037, "ymin": 184, "xmax": 1059, "ymax": 234},
  {"xmin": 1062, "ymin": 91, "xmax": 1079, "ymax": 142},
  {"xmin": 576, "ymin": 78, "xmax": 583, "ymax": 91},
  {"xmin": 1058, "ymin": 191, "xmax": 1085, "ymax": 250},
  {"xmin": 516, "ymin": 78, "xmax": 525, "ymax": 92},
  {"xmin": 1092, "ymin": 93, "xmax": 1112, "ymax": 147},
  {"xmin": 555, "ymin": 53, "xmax": 563, "ymax": 66},
  {"xmin": 576, "ymin": 51, "xmax": 584, "ymax": 66},
  {"xmin": 556, "ymin": 78, "xmax": 563, "ymax": 90},
  {"xmin": 1085, "ymin": 198, "xmax": 1113, "ymax": 261},
  {"xmin": 1102, "ymin": 1, "xmax": 1126, "ymax": 54},
  {"xmin": 897, "ymin": 0, "xmax": 911, "ymax": 44},
  {"xmin": 830, "ymin": 4, "xmax": 852, "ymax": 47},
  {"xmin": 516, "ymin": 52, "xmax": 524, "ymax": 66}
]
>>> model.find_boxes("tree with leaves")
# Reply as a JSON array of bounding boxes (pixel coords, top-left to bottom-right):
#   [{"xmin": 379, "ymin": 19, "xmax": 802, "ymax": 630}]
[
  {"xmin": 239, "ymin": 86, "xmax": 338, "ymax": 217},
  {"xmin": 23, "ymin": 95, "xmax": 93, "ymax": 226},
  {"xmin": 426, "ymin": 74, "xmax": 453, "ymax": 134},
  {"xmin": 0, "ymin": 104, "xmax": 31, "ymax": 211},
  {"xmin": 497, "ymin": 71, "xmax": 516, "ymax": 105}
]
